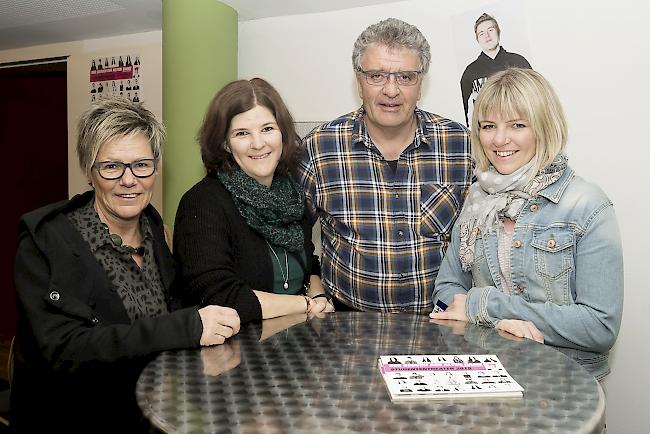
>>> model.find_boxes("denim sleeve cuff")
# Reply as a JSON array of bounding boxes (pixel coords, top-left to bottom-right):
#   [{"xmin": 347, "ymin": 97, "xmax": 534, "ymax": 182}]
[{"xmin": 466, "ymin": 286, "xmax": 498, "ymax": 327}]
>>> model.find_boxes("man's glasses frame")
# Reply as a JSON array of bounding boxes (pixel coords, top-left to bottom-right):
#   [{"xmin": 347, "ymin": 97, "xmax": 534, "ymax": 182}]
[
  {"xmin": 356, "ymin": 69, "xmax": 423, "ymax": 86},
  {"xmin": 92, "ymin": 158, "xmax": 158, "ymax": 180}
]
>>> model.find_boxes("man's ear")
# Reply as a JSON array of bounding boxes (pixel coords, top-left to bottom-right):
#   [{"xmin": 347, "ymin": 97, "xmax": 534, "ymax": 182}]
[{"xmin": 356, "ymin": 75, "xmax": 364, "ymax": 100}]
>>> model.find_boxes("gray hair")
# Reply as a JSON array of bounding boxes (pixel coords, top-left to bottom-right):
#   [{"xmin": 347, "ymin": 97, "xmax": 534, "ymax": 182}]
[
  {"xmin": 352, "ymin": 18, "xmax": 431, "ymax": 74},
  {"xmin": 77, "ymin": 96, "xmax": 165, "ymax": 177}
]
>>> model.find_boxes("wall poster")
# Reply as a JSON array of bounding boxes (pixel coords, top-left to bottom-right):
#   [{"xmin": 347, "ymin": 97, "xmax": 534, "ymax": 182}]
[
  {"xmin": 89, "ymin": 54, "xmax": 142, "ymax": 103},
  {"xmin": 452, "ymin": 0, "xmax": 533, "ymax": 127}
]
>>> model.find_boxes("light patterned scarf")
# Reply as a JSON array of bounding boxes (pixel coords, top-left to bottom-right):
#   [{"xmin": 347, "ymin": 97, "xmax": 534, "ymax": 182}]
[{"xmin": 458, "ymin": 154, "xmax": 567, "ymax": 271}]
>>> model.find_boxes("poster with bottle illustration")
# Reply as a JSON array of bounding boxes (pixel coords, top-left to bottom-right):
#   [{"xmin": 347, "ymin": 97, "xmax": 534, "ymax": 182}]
[{"xmin": 88, "ymin": 54, "xmax": 142, "ymax": 103}]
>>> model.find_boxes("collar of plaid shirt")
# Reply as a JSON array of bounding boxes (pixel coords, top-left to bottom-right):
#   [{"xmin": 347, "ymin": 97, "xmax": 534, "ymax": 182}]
[{"xmin": 350, "ymin": 107, "xmax": 431, "ymax": 153}]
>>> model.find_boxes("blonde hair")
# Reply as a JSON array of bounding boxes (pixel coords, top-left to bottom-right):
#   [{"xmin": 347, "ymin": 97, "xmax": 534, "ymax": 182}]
[
  {"xmin": 77, "ymin": 96, "xmax": 165, "ymax": 177},
  {"xmin": 470, "ymin": 68, "xmax": 567, "ymax": 174}
]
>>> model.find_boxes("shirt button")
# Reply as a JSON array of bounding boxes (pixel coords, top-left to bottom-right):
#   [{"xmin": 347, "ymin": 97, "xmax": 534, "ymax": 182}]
[
  {"xmin": 395, "ymin": 193, "xmax": 400, "ymax": 199},
  {"xmin": 547, "ymin": 239, "xmax": 556, "ymax": 248},
  {"xmin": 49, "ymin": 291, "xmax": 60, "ymax": 301},
  {"xmin": 530, "ymin": 204, "xmax": 539, "ymax": 212},
  {"xmin": 513, "ymin": 240, "xmax": 522, "ymax": 248},
  {"xmin": 91, "ymin": 317, "xmax": 99, "ymax": 324},
  {"xmin": 398, "ymin": 230, "xmax": 404, "ymax": 237},
  {"xmin": 399, "ymin": 273, "xmax": 405, "ymax": 278}
]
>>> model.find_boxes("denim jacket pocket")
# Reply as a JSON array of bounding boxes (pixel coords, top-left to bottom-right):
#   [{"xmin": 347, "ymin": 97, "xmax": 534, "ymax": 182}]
[
  {"xmin": 420, "ymin": 184, "xmax": 463, "ymax": 239},
  {"xmin": 531, "ymin": 227, "xmax": 575, "ymax": 304},
  {"xmin": 470, "ymin": 236, "xmax": 493, "ymax": 287}
]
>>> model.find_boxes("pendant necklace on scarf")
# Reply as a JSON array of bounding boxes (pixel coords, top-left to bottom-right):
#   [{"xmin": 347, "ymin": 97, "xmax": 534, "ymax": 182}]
[{"xmin": 266, "ymin": 240, "xmax": 289, "ymax": 290}]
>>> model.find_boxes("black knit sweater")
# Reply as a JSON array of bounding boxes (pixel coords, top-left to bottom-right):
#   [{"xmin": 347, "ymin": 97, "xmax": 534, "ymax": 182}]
[{"xmin": 173, "ymin": 174, "xmax": 320, "ymax": 323}]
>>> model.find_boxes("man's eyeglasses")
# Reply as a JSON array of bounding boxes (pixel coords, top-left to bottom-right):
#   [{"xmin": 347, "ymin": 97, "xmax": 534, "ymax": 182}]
[
  {"xmin": 357, "ymin": 69, "xmax": 422, "ymax": 86},
  {"xmin": 93, "ymin": 159, "xmax": 158, "ymax": 180}
]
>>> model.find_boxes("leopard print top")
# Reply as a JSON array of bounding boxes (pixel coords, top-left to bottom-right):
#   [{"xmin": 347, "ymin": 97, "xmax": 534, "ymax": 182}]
[{"xmin": 66, "ymin": 200, "xmax": 168, "ymax": 322}]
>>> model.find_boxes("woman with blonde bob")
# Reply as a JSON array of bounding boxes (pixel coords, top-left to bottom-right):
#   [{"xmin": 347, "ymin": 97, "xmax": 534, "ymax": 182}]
[{"xmin": 430, "ymin": 68, "xmax": 623, "ymax": 379}]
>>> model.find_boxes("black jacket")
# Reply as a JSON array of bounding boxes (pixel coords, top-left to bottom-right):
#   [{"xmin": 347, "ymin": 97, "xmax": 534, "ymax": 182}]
[
  {"xmin": 11, "ymin": 191, "xmax": 202, "ymax": 432},
  {"xmin": 460, "ymin": 47, "xmax": 532, "ymax": 125},
  {"xmin": 174, "ymin": 174, "xmax": 320, "ymax": 323}
]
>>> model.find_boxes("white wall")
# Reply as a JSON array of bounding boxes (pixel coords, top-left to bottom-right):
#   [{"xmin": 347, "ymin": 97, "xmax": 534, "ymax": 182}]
[
  {"xmin": 239, "ymin": 1, "xmax": 650, "ymax": 432},
  {"xmin": 0, "ymin": 31, "xmax": 163, "ymax": 211}
]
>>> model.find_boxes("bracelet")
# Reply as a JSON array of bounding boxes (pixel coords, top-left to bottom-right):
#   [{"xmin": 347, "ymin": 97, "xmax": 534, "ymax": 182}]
[
  {"xmin": 312, "ymin": 293, "xmax": 331, "ymax": 302},
  {"xmin": 303, "ymin": 295, "xmax": 310, "ymax": 313}
]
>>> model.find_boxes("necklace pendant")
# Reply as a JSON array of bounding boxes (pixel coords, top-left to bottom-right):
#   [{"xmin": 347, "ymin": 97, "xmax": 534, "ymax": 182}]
[{"xmin": 283, "ymin": 282, "xmax": 289, "ymax": 290}]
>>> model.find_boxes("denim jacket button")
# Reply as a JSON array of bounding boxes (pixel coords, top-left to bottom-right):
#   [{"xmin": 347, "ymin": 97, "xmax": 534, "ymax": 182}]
[
  {"xmin": 530, "ymin": 204, "xmax": 539, "ymax": 212},
  {"xmin": 516, "ymin": 284, "xmax": 524, "ymax": 293},
  {"xmin": 49, "ymin": 291, "xmax": 60, "ymax": 301},
  {"xmin": 547, "ymin": 239, "xmax": 556, "ymax": 248},
  {"xmin": 513, "ymin": 240, "xmax": 522, "ymax": 248}
]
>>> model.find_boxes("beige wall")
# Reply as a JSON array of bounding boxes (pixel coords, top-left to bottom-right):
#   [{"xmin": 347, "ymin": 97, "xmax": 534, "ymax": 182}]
[{"xmin": 0, "ymin": 31, "xmax": 164, "ymax": 212}]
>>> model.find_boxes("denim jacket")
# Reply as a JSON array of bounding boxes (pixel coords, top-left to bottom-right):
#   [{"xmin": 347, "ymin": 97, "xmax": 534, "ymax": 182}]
[{"xmin": 433, "ymin": 166, "xmax": 624, "ymax": 379}]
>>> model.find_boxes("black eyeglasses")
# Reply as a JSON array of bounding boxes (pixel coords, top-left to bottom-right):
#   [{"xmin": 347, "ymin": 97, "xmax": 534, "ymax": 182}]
[
  {"xmin": 357, "ymin": 69, "xmax": 423, "ymax": 86},
  {"xmin": 92, "ymin": 159, "xmax": 158, "ymax": 180}
]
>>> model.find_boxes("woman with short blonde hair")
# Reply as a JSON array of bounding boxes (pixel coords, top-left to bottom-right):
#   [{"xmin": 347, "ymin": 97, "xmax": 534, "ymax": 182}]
[{"xmin": 12, "ymin": 96, "xmax": 240, "ymax": 431}]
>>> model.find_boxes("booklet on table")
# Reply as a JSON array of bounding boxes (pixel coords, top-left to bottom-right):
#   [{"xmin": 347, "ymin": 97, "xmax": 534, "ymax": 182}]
[{"xmin": 378, "ymin": 354, "xmax": 524, "ymax": 401}]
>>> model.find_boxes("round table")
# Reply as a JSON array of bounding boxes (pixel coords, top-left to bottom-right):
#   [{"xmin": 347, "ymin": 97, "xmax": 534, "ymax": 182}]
[{"xmin": 136, "ymin": 312, "xmax": 605, "ymax": 433}]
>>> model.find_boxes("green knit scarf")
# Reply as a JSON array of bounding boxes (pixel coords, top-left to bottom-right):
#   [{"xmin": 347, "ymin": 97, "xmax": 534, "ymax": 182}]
[{"xmin": 217, "ymin": 167, "xmax": 305, "ymax": 252}]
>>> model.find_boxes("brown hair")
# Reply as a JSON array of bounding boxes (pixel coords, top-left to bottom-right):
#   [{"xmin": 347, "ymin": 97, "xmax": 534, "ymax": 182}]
[
  {"xmin": 198, "ymin": 78, "xmax": 301, "ymax": 176},
  {"xmin": 474, "ymin": 13, "xmax": 500, "ymax": 39}
]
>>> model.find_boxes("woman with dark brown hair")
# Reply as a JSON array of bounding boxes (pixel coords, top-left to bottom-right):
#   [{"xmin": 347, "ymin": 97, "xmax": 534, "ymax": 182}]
[{"xmin": 174, "ymin": 78, "xmax": 333, "ymax": 322}]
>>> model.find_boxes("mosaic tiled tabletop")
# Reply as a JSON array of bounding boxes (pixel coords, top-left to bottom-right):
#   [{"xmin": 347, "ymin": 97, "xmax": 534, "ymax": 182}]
[{"xmin": 136, "ymin": 312, "xmax": 605, "ymax": 434}]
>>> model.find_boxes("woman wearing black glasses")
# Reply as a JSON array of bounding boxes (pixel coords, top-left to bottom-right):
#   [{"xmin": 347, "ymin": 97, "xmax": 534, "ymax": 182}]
[{"xmin": 12, "ymin": 96, "xmax": 240, "ymax": 432}]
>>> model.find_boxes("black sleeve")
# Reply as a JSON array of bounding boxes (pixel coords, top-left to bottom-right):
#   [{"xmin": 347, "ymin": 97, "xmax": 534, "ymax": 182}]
[
  {"xmin": 460, "ymin": 68, "xmax": 473, "ymax": 127},
  {"xmin": 518, "ymin": 55, "xmax": 532, "ymax": 69},
  {"xmin": 14, "ymin": 233, "xmax": 202, "ymax": 372},
  {"xmin": 302, "ymin": 215, "xmax": 321, "ymax": 277},
  {"xmin": 173, "ymin": 184, "xmax": 263, "ymax": 323}
]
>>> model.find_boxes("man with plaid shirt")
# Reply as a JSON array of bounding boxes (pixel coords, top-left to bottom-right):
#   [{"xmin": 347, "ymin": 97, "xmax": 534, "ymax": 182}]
[{"xmin": 297, "ymin": 18, "xmax": 473, "ymax": 313}]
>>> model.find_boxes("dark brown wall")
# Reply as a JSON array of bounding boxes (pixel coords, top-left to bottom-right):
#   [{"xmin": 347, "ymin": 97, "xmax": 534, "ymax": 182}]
[{"xmin": 0, "ymin": 61, "xmax": 68, "ymax": 340}]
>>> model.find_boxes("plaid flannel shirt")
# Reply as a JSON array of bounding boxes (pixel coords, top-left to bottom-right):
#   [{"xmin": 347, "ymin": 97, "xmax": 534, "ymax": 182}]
[{"xmin": 297, "ymin": 107, "xmax": 472, "ymax": 312}]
